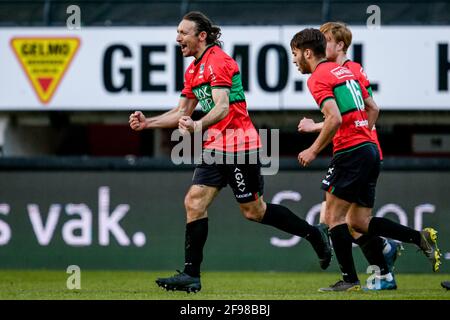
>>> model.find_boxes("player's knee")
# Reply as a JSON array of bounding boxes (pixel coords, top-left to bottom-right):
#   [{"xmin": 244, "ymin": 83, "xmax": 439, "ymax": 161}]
[
  {"xmin": 346, "ymin": 215, "xmax": 368, "ymax": 233},
  {"xmin": 348, "ymin": 221, "xmax": 364, "ymax": 233},
  {"xmin": 240, "ymin": 203, "xmax": 264, "ymax": 222},
  {"xmin": 184, "ymin": 193, "xmax": 206, "ymax": 219},
  {"xmin": 325, "ymin": 213, "xmax": 346, "ymax": 229}
]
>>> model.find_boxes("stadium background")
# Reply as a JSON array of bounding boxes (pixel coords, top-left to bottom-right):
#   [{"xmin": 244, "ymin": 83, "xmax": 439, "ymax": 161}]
[{"xmin": 0, "ymin": 0, "xmax": 449, "ymax": 277}]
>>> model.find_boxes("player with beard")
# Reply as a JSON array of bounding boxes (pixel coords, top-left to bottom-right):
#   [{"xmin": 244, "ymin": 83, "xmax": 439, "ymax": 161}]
[
  {"xmin": 290, "ymin": 28, "xmax": 441, "ymax": 292},
  {"xmin": 297, "ymin": 22, "xmax": 402, "ymax": 290},
  {"xmin": 130, "ymin": 12, "xmax": 331, "ymax": 293}
]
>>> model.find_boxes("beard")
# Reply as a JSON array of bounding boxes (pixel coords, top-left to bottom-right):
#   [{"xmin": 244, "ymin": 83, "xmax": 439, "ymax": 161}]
[{"xmin": 299, "ymin": 53, "xmax": 311, "ymax": 74}]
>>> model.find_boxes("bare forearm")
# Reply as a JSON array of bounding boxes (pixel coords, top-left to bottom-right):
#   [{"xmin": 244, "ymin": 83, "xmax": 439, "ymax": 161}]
[
  {"xmin": 145, "ymin": 108, "xmax": 181, "ymax": 129},
  {"xmin": 310, "ymin": 116, "xmax": 340, "ymax": 154},
  {"xmin": 197, "ymin": 103, "xmax": 229, "ymax": 129},
  {"xmin": 146, "ymin": 98, "xmax": 197, "ymax": 129},
  {"xmin": 313, "ymin": 122, "xmax": 324, "ymax": 133},
  {"xmin": 366, "ymin": 108, "xmax": 379, "ymax": 130},
  {"xmin": 364, "ymin": 97, "xmax": 379, "ymax": 130}
]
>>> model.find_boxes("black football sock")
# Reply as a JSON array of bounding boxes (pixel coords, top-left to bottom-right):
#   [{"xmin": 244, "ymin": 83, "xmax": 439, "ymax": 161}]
[
  {"xmin": 354, "ymin": 234, "xmax": 389, "ymax": 275},
  {"xmin": 368, "ymin": 217, "xmax": 421, "ymax": 246},
  {"xmin": 330, "ymin": 224, "xmax": 359, "ymax": 283},
  {"xmin": 183, "ymin": 218, "xmax": 208, "ymax": 277},
  {"xmin": 261, "ymin": 203, "xmax": 321, "ymax": 245}
]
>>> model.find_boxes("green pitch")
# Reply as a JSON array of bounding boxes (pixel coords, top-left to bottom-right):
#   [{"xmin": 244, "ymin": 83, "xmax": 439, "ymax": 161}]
[{"xmin": 0, "ymin": 270, "xmax": 449, "ymax": 300}]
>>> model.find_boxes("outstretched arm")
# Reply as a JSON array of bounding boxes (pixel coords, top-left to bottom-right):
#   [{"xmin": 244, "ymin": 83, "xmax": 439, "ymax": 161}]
[{"xmin": 129, "ymin": 97, "xmax": 198, "ymax": 130}]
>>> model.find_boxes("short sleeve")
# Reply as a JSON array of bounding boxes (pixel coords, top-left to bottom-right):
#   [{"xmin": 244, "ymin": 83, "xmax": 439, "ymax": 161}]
[
  {"xmin": 307, "ymin": 77, "xmax": 335, "ymax": 109},
  {"xmin": 358, "ymin": 79, "xmax": 369, "ymax": 99},
  {"xmin": 181, "ymin": 66, "xmax": 196, "ymax": 99},
  {"xmin": 358, "ymin": 66, "xmax": 370, "ymax": 87},
  {"xmin": 208, "ymin": 60, "xmax": 233, "ymax": 89},
  {"xmin": 358, "ymin": 67, "xmax": 372, "ymax": 98}
]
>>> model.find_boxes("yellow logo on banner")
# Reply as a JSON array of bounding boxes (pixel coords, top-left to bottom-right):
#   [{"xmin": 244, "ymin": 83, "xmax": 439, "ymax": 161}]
[{"xmin": 10, "ymin": 37, "xmax": 80, "ymax": 104}]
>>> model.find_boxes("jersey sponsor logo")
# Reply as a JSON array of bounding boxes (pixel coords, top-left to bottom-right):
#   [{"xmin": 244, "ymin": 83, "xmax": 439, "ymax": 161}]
[
  {"xmin": 193, "ymin": 84, "xmax": 215, "ymax": 112},
  {"xmin": 322, "ymin": 179, "xmax": 330, "ymax": 186},
  {"xmin": 354, "ymin": 119, "xmax": 369, "ymax": 128},
  {"xmin": 10, "ymin": 37, "xmax": 80, "ymax": 104},
  {"xmin": 330, "ymin": 66, "xmax": 354, "ymax": 80}
]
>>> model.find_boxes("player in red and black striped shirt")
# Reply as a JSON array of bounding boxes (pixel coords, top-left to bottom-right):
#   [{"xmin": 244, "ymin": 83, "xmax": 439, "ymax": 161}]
[
  {"xmin": 291, "ymin": 28, "xmax": 441, "ymax": 292},
  {"xmin": 298, "ymin": 22, "xmax": 400, "ymax": 290}
]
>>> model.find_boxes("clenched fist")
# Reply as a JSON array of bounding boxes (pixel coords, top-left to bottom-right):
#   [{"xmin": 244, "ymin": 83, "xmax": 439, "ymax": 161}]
[
  {"xmin": 298, "ymin": 147, "xmax": 317, "ymax": 167},
  {"xmin": 129, "ymin": 111, "xmax": 146, "ymax": 131},
  {"xmin": 178, "ymin": 116, "xmax": 198, "ymax": 133},
  {"xmin": 298, "ymin": 117, "xmax": 316, "ymax": 133}
]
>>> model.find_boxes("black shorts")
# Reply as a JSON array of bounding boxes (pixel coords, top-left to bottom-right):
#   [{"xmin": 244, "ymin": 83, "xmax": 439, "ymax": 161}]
[
  {"xmin": 321, "ymin": 143, "xmax": 380, "ymax": 208},
  {"xmin": 192, "ymin": 150, "xmax": 264, "ymax": 203}
]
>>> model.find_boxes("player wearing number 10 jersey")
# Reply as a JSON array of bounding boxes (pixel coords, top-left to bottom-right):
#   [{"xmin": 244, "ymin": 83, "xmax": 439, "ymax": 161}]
[
  {"xmin": 291, "ymin": 28, "xmax": 441, "ymax": 292},
  {"xmin": 322, "ymin": 21, "xmax": 404, "ymax": 290},
  {"xmin": 307, "ymin": 60, "xmax": 374, "ymax": 154},
  {"xmin": 298, "ymin": 22, "xmax": 400, "ymax": 291}
]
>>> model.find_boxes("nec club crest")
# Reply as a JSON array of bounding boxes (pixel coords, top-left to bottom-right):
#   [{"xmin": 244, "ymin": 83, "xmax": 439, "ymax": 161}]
[{"xmin": 330, "ymin": 66, "xmax": 354, "ymax": 80}]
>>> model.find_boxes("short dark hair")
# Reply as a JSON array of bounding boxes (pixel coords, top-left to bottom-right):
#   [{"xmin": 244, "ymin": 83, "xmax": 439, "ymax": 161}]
[
  {"xmin": 290, "ymin": 28, "xmax": 326, "ymax": 58},
  {"xmin": 183, "ymin": 11, "xmax": 222, "ymax": 47}
]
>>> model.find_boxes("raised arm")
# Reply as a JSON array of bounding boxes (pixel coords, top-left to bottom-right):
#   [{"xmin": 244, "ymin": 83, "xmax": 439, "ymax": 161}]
[
  {"xmin": 129, "ymin": 97, "xmax": 198, "ymax": 131},
  {"xmin": 178, "ymin": 88, "xmax": 230, "ymax": 133},
  {"xmin": 198, "ymin": 88, "xmax": 230, "ymax": 129}
]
